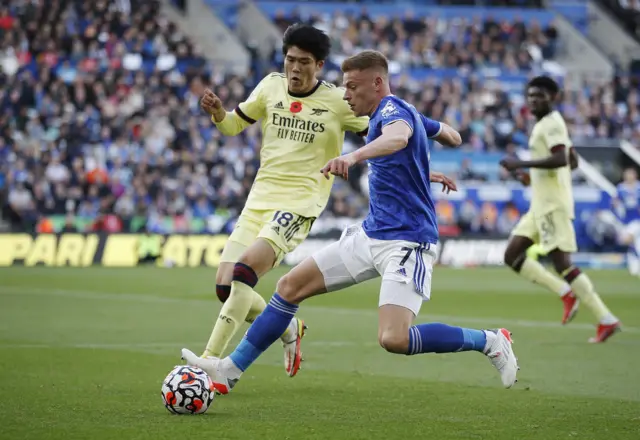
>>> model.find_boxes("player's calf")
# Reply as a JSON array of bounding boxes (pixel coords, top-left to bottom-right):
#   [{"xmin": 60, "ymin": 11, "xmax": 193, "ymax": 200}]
[
  {"xmin": 378, "ymin": 330, "xmax": 410, "ymax": 354},
  {"xmin": 395, "ymin": 321, "xmax": 519, "ymax": 388},
  {"xmin": 215, "ymin": 262, "xmax": 234, "ymax": 302},
  {"xmin": 503, "ymin": 236, "xmax": 534, "ymax": 271},
  {"xmin": 215, "ymin": 257, "xmax": 326, "ymax": 379},
  {"xmin": 378, "ymin": 304, "xmax": 413, "ymax": 354},
  {"xmin": 548, "ymin": 249, "xmax": 571, "ymax": 274},
  {"xmin": 560, "ymin": 265, "xmax": 621, "ymax": 341},
  {"xmin": 379, "ymin": 302, "xmax": 518, "ymax": 387},
  {"xmin": 505, "ymin": 240, "xmax": 577, "ymax": 323},
  {"xmin": 200, "ymin": 262, "xmax": 261, "ymax": 359}
]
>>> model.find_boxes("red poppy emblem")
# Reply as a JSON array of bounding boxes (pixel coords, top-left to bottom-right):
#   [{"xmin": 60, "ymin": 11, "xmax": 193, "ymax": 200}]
[{"xmin": 290, "ymin": 101, "xmax": 302, "ymax": 113}]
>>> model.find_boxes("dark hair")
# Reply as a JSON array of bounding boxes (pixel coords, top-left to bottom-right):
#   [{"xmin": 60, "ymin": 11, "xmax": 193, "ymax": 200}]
[
  {"xmin": 282, "ymin": 23, "xmax": 331, "ymax": 62},
  {"xmin": 341, "ymin": 50, "xmax": 389, "ymax": 74},
  {"xmin": 527, "ymin": 76, "xmax": 560, "ymax": 96}
]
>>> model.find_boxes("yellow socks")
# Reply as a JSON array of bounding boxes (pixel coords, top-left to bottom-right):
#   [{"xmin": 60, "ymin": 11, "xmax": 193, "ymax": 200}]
[
  {"xmin": 203, "ymin": 281, "xmax": 255, "ymax": 358},
  {"xmin": 519, "ymin": 257, "xmax": 571, "ymax": 297},
  {"xmin": 562, "ymin": 267, "xmax": 618, "ymax": 324},
  {"xmin": 203, "ymin": 282, "xmax": 297, "ymax": 358},
  {"xmin": 245, "ymin": 291, "xmax": 267, "ymax": 324}
]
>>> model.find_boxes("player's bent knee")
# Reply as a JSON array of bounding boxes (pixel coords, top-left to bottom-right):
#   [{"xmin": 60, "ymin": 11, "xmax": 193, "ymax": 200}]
[
  {"xmin": 275, "ymin": 273, "xmax": 303, "ymax": 304},
  {"xmin": 504, "ymin": 237, "xmax": 533, "ymax": 269},
  {"xmin": 277, "ymin": 257, "xmax": 328, "ymax": 304},
  {"xmin": 378, "ymin": 331, "xmax": 410, "ymax": 354},
  {"xmin": 215, "ymin": 263, "xmax": 234, "ymax": 302},
  {"xmin": 237, "ymin": 239, "xmax": 278, "ymax": 276},
  {"xmin": 216, "ymin": 262, "xmax": 233, "ymax": 286},
  {"xmin": 276, "ymin": 271, "xmax": 323, "ymax": 305},
  {"xmin": 232, "ymin": 262, "xmax": 259, "ymax": 288}
]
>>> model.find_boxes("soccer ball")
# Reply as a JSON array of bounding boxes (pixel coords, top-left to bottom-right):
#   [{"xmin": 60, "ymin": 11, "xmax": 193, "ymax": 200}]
[{"xmin": 161, "ymin": 365, "xmax": 215, "ymax": 414}]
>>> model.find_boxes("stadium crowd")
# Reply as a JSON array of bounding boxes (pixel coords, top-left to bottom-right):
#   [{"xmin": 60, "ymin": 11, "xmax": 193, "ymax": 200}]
[
  {"xmin": 0, "ymin": 0, "xmax": 638, "ymax": 236},
  {"xmin": 271, "ymin": 6, "xmax": 559, "ymax": 69}
]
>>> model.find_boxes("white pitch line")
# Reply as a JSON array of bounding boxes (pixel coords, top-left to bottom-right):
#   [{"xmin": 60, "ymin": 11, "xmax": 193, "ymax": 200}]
[{"xmin": 1, "ymin": 286, "xmax": 638, "ymax": 334}]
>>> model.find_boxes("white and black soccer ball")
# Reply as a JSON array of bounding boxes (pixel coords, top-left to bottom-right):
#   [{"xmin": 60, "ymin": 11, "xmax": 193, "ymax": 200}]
[{"xmin": 161, "ymin": 365, "xmax": 215, "ymax": 414}]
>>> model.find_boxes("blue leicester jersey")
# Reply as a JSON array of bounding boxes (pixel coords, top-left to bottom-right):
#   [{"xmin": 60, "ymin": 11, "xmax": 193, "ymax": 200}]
[{"xmin": 362, "ymin": 95, "xmax": 442, "ymax": 244}]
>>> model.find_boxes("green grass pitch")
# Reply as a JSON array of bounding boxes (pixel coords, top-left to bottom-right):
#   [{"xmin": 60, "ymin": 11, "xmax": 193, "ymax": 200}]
[{"xmin": 1, "ymin": 266, "xmax": 639, "ymax": 440}]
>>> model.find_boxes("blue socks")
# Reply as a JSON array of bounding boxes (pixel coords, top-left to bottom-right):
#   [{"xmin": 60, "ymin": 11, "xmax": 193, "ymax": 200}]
[
  {"xmin": 227, "ymin": 294, "xmax": 488, "ymax": 372},
  {"xmin": 229, "ymin": 293, "xmax": 297, "ymax": 371},
  {"xmin": 407, "ymin": 323, "xmax": 487, "ymax": 354}
]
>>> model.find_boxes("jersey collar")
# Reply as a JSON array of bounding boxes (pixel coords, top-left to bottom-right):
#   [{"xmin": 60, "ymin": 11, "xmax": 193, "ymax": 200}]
[
  {"xmin": 370, "ymin": 94, "xmax": 394, "ymax": 118},
  {"xmin": 288, "ymin": 80, "xmax": 322, "ymax": 98}
]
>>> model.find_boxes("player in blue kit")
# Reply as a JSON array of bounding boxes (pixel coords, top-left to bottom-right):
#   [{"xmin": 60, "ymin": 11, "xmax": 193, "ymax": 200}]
[
  {"xmin": 182, "ymin": 50, "xmax": 520, "ymax": 390},
  {"xmin": 613, "ymin": 167, "xmax": 640, "ymax": 277}
]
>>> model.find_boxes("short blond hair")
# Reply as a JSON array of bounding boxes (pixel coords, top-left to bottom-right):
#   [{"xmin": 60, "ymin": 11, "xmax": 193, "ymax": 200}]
[{"xmin": 341, "ymin": 50, "xmax": 389, "ymax": 74}]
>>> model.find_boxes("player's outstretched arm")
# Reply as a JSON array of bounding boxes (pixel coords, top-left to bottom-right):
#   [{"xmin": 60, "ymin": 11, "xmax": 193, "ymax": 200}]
[
  {"xmin": 200, "ymin": 88, "xmax": 227, "ymax": 123},
  {"xmin": 420, "ymin": 114, "xmax": 461, "ymax": 147},
  {"xmin": 499, "ymin": 145, "xmax": 568, "ymax": 172},
  {"xmin": 200, "ymin": 88, "xmax": 249, "ymax": 137},
  {"xmin": 433, "ymin": 123, "xmax": 462, "ymax": 147},
  {"xmin": 320, "ymin": 121, "xmax": 411, "ymax": 180},
  {"xmin": 353, "ymin": 121, "xmax": 412, "ymax": 161},
  {"xmin": 201, "ymin": 78, "xmax": 267, "ymax": 137}
]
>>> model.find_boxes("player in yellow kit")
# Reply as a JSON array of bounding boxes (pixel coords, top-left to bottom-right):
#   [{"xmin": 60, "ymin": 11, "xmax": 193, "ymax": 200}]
[
  {"xmin": 181, "ymin": 24, "xmax": 369, "ymax": 393},
  {"xmin": 500, "ymin": 76, "xmax": 621, "ymax": 343}
]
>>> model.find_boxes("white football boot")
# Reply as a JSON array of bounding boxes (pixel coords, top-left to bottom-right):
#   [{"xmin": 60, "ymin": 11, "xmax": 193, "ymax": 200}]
[
  {"xmin": 483, "ymin": 328, "xmax": 519, "ymax": 388},
  {"xmin": 282, "ymin": 317, "xmax": 307, "ymax": 377},
  {"xmin": 181, "ymin": 348, "xmax": 239, "ymax": 395}
]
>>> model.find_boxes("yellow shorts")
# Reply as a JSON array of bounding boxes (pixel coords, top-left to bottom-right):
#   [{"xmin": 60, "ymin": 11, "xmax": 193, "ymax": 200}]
[
  {"xmin": 220, "ymin": 208, "xmax": 315, "ymax": 266},
  {"xmin": 512, "ymin": 209, "xmax": 577, "ymax": 253}
]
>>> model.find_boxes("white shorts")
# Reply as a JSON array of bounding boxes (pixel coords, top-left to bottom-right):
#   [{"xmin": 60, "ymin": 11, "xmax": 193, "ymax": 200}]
[
  {"xmin": 312, "ymin": 224, "xmax": 438, "ymax": 316},
  {"xmin": 623, "ymin": 220, "xmax": 640, "ymax": 238}
]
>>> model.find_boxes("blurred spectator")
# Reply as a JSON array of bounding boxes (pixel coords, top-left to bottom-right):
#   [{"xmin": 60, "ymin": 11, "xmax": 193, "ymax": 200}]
[
  {"xmin": 7, "ymin": 182, "xmax": 34, "ymax": 224},
  {"xmin": 480, "ymin": 202, "xmax": 499, "ymax": 233},
  {"xmin": 436, "ymin": 199, "xmax": 461, "ymax": 236},
  {"xmin": 458, "ymin": 199, "xmax": 481, "ymax": 232},
  {"xmin": 458, "ymin": 158, "xmax": 487, "ymax": 182},
  {"xmin": 497, "ymin": 201, "xmax": 521, "ymax": 234}
]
